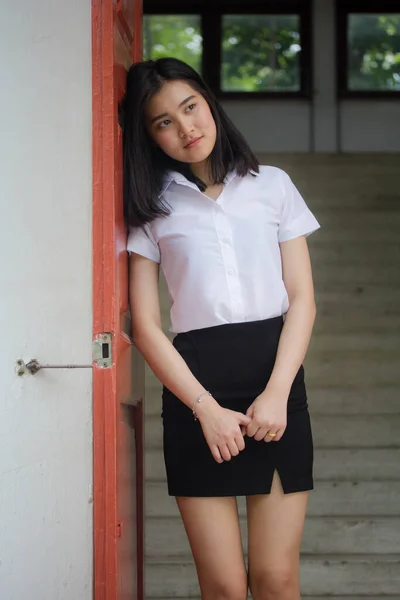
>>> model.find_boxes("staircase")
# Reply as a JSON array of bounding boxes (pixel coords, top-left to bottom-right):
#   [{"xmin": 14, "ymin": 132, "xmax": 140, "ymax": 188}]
[{"xmin": 144, "ymin": 154, "xmax": 400, "ymax": 598}]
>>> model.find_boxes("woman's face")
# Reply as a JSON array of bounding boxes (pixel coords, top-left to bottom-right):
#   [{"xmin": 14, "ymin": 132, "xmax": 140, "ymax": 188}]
[{"xmin": 146, "ymin": 80, "xmax": 217, "ymax": 165}]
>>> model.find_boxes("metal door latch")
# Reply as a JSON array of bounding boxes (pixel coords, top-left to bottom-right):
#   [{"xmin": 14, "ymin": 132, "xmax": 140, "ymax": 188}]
[
  {"xmin": 15, "ymin": 333, "xmax": 112, "ymax": 375},
  {"xmin": 92, "ymin": 333, "xmax": 112, "ymax": 368},
  {"xmin": 15, "ymin": 358, "xmax": 93, "ymax": 376}
]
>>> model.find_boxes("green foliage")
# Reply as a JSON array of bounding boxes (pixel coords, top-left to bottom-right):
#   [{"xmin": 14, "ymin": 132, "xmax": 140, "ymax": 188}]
[
  {"xmin": 221, "ymin": 15, "xmax": 301, "ymax": 92},
  {"xmin": 348, "ymin": 14, "xmax": 400, "ymax": 91},
  {"xmin": 143, "ymin": 15, "xmax": 202, "ymax": 73}
]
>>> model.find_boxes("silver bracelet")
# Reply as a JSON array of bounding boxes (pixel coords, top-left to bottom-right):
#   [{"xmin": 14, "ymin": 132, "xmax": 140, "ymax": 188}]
[{"xmin": 192, "ymin": 391, "xmax": 212, "ymax": 420}]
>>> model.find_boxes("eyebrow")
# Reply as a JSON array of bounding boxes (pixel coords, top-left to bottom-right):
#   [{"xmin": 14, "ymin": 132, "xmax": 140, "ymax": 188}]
[{"xmin": 150, "ymin": 95, "xmax": 197, "ymax": 124}]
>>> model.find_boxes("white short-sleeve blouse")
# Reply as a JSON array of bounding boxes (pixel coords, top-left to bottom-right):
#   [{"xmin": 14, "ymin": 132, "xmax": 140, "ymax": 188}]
[{"xmin": 127, "ymin": 165, "xmax": 320, "ymax": 333}]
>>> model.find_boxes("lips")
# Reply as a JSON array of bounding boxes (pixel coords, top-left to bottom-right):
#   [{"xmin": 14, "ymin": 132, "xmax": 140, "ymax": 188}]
[{"xmin": 185, "ymin": 136, "xmax": 202, "ymax": 148}]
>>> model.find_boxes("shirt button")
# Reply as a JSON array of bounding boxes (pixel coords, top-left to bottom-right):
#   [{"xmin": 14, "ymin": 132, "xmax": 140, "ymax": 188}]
[{"xmin": 228, "ymin": 268, "xmax": 236, "ymax": 275}]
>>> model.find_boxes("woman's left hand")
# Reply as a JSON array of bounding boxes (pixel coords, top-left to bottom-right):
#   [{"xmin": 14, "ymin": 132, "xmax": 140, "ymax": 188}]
[{"xmin": 243, "ymin": 387, "xmax": 288, "ymax": 442}]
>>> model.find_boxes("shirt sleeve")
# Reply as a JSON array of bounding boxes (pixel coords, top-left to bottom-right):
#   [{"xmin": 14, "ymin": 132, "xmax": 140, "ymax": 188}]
[
  {"xmin": 278, "ymin": 170, "xmax": 321, "ymax": 243},
  {"xmin": 127, "ymin": 223, "xmax": 161, "ymax": 263}
]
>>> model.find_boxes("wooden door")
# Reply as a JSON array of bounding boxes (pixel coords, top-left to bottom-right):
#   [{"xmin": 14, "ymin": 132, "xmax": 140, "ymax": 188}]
[{"xmin": 92, "ymin": 2, "xmax": 143, "ymax": 600}]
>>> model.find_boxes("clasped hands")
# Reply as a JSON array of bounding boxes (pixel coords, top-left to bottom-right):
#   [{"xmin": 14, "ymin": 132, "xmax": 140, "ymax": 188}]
[{"xmin": 198, "ymin": 387, "xmax": 288, "ymax": 464}]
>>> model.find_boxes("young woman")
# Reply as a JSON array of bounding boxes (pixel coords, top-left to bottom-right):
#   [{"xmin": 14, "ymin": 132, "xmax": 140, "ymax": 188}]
[{"xmin": 122, "ymin": 57, "xmax": 320, "ymax": 600}]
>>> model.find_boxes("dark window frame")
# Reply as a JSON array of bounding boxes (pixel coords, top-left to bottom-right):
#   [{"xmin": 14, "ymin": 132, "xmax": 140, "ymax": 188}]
[
  {"xmin": 144, "ymin": 1, "xmax": 313, "ymax": 100},
  {"xmin": 336, "ymin": 0, "xmax": 400, "ymax": 99}
]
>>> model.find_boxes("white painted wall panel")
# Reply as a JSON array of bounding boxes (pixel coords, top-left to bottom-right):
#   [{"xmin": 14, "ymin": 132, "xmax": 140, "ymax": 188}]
[
  {"xmin": 222, "ymin": 100, "xmax": 311, "ymax": 153},
  {"xmin": 0, "ymin": 1, "xmax": 93, "ymax": 599},
  {"xmin": 340, "ymin": 101, "xmax": 400, "ymax": 152}
]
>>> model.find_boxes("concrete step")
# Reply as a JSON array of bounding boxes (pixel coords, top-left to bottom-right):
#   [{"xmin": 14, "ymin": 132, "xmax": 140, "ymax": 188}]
[
  {"xmin": 309, "ymin": 415, "xmax": 400, "ymax": 448},
  {"xmin": 314, "ymin": 284, "xmax": 400, "ymax": 306},
  {"xmin": 145, "ymin": 554, "xmax": 400, "ymax": 596},
  {"xmin": 308, "ymin": 228, "xmax": 399, "ymax": 243},
  {"xmin": 306, "ymin": 354, "xmax": 399, "ymax": 386},
  {"xmin": 145, "ymin": 448, "xmax": 400, "ymax": 482},
  {"xmin": 312, "ymin": 314, "xmax": 400, "ymax": 332},
  {"xmin": 314, "ymin": 290, "xmax": 400, "ymax": 308},
  {"xmin": 310, "ymin": 244, "xmax": 400, "ymax": 264},
  {"xmin": 314, "ymin": 304, "xmax": 400, "ymax": 319},
  {"xmin": 145, "ymin": 481, "xmax": 400, "ymax": 517},
  {"xmin": 305, "ymin": 193, "xmax": 400, "ymax": 210},
  {"xmin": 307, "ymin": 386, "xmax": 400, "ymax": 414},
  {"xmin": 144, "ymin": 414, "xmax": 400, "ymax": 450},
  {"xmin": 145, "ymin": 383, "xmax": 400, "ymax": 416},
  {"xmin": 146, "ymin": 517, "xmax": 400, "ymax": 556},
  {"xmin": 313, "ymin": 210, "xmax": 400, "ymax": 228},
  {"xmin": 312, "ymin": 265, "xmax": 399, "ymax": 285}
]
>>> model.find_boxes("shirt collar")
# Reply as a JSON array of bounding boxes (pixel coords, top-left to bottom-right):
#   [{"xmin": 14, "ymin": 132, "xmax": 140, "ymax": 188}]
[{"xmin": 159, "ymin": 169, "xmax": 239, "ymax": 197}]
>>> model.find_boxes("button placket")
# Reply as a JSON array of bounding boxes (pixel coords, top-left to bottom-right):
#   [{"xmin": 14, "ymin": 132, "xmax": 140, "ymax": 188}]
[{"xmin": 214, "ymin": 209, "xmax": 244, "ymax": 321}]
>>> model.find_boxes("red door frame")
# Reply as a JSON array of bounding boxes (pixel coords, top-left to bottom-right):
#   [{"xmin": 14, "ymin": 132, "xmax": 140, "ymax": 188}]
[{"xmin": 92, "ymin": 2, "xmax": 143, "ymax": 599}]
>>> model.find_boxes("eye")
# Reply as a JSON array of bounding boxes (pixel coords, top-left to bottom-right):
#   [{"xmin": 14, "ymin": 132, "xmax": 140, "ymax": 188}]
[
  {"xmin": 185, "ymin": 103, "xmax": 196, "ymax": 112},
  {"xmin": 158, "ymin": 119, "xmax": 171, "ymax": 129}
]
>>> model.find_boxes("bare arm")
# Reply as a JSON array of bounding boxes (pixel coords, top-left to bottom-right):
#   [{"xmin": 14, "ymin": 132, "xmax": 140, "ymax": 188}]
[
  {"xmin": 245, "ymin": 235, "xmax": 316, "ymax": 442},
  {"xmin": 129, "ymin": 252, "xmax": 209, "ymax": 410},
  {"xmin": 129, "ymin": 252, "xmax": 250, "ymax": 462},
  {"xmin": 267, "ymin": 234, "xmax": 317, "ymax": 395}
]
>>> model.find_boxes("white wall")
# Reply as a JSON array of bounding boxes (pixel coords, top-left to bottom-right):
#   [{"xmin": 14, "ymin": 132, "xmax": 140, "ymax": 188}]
[
  {"xmin": 222, "ymin": 0, "xmax": 400, "ymax": 153},
  {"xmin": 0, "ymin": 2, "xmax": 93, "ymax": 599}
]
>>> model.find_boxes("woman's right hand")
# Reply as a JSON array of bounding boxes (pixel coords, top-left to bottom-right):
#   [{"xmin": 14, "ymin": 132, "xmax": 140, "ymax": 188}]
[{"xmin": 196, "ymin": 397, "xmax": 251, "ymax": 463}]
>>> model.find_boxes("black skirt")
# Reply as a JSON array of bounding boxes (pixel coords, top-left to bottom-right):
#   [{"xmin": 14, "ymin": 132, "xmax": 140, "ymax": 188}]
[{"xmin": 162, "ymin": 316, "xmax": 314, "ymax": 497}]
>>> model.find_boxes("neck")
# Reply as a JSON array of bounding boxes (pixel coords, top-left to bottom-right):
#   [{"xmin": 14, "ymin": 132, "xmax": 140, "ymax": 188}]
[{"xmin": 190, "ymin": 160, "xmax": 213, "ymax": 187}]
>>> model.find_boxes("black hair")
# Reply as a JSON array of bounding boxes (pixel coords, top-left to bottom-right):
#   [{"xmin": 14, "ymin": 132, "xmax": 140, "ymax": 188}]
[{"xmin": 121, "ymin": 57, "xmax": 259, "ymax": 227}]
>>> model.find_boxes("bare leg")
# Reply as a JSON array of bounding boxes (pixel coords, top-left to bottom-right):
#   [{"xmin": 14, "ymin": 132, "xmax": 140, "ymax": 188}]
[
  {"xmin": 176, "ymin": 496, "xmax": 248, "ymax": 600},
  {"xmin": 246, "ymin": 470, "xmax": 309, "ymax": 600}
]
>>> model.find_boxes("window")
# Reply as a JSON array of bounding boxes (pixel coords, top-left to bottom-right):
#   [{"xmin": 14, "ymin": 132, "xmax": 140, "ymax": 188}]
[
  {"xmin": 221, "ymin": 14, "xmax": 302, "ymax": 92},
  {"xmin": 143, "ymin": 1, "xmax": 312, "ymax": 98},
  {"xmin": 143, "ymin": 15, "xmax": 203, "ymax": 74},
  {"xmin": 337, "ymin": 1, "xmax": 400, "ymax": 97}
]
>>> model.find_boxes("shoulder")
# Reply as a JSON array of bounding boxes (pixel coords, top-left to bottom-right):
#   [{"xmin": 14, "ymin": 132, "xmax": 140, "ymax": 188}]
[
  {"xmin": 242, "ymin": 166, "xmax": 293, "ymax": 202},
  {"xmin": 248, "ymin": 165, "xmax": 292, "ymax": 192},
  {"xmin": 256, "ymin": 165, "xmax": 291, "ymax": 185}
]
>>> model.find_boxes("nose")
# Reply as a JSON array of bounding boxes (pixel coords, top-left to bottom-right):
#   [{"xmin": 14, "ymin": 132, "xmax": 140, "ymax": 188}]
[{"xmin": 178, "ymin": 119, "xmax": 194, "ymax": 138}]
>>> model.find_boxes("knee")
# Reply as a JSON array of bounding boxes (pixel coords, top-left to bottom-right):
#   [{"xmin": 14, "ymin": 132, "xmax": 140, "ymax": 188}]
[
  {"xmin": 206, "ymin": 576, "xmax": 248, "ymax": 600},
  {"xmin": 249, "ymin": 563, "xmax": 298, "ymax": 600}
]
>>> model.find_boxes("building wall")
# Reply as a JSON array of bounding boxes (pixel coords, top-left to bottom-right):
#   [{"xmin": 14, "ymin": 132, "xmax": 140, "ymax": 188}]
[
  {"xmin": 221, "ymin": 0, "xmax": 400, "ymax": 153},
  {"xmin": 0, "ymin": 2, "xmax": 93, "ymax": 599}
]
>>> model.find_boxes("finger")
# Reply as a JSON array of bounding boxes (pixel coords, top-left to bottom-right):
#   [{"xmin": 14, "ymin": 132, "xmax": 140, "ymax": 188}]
[
  {"xmin": 240, "ymin": 425, "xmax": 246, "ymax": 436},
  {"xmin": 274, "ymin": 428, "xmax": 285, "ymax": 442},
  {"xmin": 246, "ymin": 420, "xmax": 260, "ymax": 438},
  {"xmin": 219, "ymin": 444, "xmax": 232, "ymax": 462},
  {"xmin": 211, "ymin": 445, "xmax": 223, "ymax": 463},
  {"xmin": 235, "ymin": 434, "xmax": 245, "ymax": 452},
  {"xmin": 227, "ymin": 439, "xmax": 240, "ymax": 457},
  {"xmin": 264, "ymin": 430, "xmax": 278, "ymax": 443},
  {"xmin": 254, "ymin": 427, "xmax": 268, "ymax": 442},
  {"xmin": 246, "ymin": 404, "xmax": 254, "ymax": 418},
  {"xmin": 238, "ymin": 412, "xmax": 252, "ymax": 426}
]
